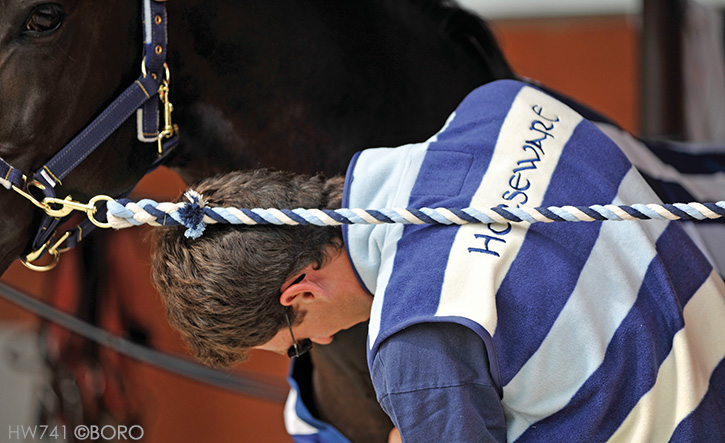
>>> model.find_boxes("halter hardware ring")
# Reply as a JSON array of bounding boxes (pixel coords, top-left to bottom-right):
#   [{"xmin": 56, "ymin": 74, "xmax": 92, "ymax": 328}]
[
  {"xmin": 20, "ymin": 249, "xmax": 60, "ymax": 272},
  {"xmin": 20, "ymin": 231, "xmax": 67, "ymax": 272},
  {"xmin": 87, "ymin": 195, "xmax": 114, "ymax": 229}
]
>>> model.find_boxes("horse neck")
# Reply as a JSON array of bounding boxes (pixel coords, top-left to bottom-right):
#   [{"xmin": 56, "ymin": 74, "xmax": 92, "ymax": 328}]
[
  {"xmin": 166, "ymin": 0, "xmax": 512, "ymax": 180},
  {"xmin": 307, "ymin": 0, "xmax": 513, "ymax": 136}
]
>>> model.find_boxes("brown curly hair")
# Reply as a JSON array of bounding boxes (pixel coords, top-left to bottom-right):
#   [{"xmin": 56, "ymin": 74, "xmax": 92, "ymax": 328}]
[{"xmin": 151, "ymin": 170, "xmax": 344, "ymax": 368}]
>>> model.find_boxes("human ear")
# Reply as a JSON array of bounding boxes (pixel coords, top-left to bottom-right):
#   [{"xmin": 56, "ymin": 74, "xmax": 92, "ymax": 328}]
[
  {"xmin": 280, "ymin": 272, "xmax": 325, "ymax": 307},
  {"xmin": 280, "ymin": 273, "xmax": 306, "ymax": 306}
]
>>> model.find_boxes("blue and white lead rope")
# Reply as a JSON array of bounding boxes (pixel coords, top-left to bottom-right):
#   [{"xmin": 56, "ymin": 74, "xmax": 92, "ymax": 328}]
[{"xmin": 106, "ymin": 191, "xmax": 725, "ymax": 240}]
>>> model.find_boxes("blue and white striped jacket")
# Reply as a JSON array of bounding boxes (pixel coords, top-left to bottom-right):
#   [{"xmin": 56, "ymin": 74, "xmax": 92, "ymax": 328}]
[{"xmin": 340, "ymin": 79, "xmax": 725, "ymax": 442}]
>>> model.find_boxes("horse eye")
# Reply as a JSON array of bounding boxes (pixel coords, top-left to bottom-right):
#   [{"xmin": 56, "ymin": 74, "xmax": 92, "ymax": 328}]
[{"xmin": 23, "ymin": 4, "xmax": 65, "ymax": 37}]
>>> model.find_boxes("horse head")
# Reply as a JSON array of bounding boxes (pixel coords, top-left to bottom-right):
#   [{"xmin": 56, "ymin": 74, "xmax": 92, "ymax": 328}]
[
  {"xmin": 0, "ymin": 0, "xmax": 514, "ymax": 275},
  {"xmin": 0, "ymin": 0, "xmax": 157, "ymax": 273}
]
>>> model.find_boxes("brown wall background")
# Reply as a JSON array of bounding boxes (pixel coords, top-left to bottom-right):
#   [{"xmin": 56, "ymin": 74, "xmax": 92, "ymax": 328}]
[{"xmin": 494, "ymin": 15, "xmax": 640, "ymax": 134}]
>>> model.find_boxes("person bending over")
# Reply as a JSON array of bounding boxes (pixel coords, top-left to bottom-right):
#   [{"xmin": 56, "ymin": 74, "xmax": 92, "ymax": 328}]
[{"xmin": 152, "ymin": 80, "xmax": 725, "ymax": 442}]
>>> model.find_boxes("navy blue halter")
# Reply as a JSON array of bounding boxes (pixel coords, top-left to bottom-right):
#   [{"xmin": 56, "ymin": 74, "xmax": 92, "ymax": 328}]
[{"xmin": 0, "ymin": 0, "xmax": 178, "ymax": 269}]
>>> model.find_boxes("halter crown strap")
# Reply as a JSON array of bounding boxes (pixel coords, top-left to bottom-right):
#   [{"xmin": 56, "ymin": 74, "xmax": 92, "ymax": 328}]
[
  {"xmin": 34, "ymin": 76, "xmax": 162, "ymax": 191},
  {"xmin": 33, "ymin": 0, "xmax": 170, "ymax": 191}
]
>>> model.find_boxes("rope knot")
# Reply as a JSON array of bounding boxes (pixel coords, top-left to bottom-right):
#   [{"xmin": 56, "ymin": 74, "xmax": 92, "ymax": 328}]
[{"xmin": 178, "ymin": 190, "xmax": 207, "ymax": 239}]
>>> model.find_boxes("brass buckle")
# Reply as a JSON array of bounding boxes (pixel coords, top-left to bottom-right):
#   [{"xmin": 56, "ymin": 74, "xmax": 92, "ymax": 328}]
[
  {"xmin": 157, "ymin": 63, "xmax": 176, "ymax": 156},
  {"xmin": 141, "ymin": 61, "xmax": 176, "ymax": 156}
]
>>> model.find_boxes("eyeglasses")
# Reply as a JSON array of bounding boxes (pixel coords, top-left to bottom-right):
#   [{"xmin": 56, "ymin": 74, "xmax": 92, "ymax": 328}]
[
  {"xmin": 282, "ymin": 274, "xmax": 313, "ymax": 359},
  {"xmin": 284, "ymin": 309, "xmax": 313, "ymax": 358}
]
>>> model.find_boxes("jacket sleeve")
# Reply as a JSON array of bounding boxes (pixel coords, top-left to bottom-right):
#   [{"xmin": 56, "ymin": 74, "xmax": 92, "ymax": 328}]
[{"xmin": 371, "ymin": 322, "xmax": 506, "ymax": 443}]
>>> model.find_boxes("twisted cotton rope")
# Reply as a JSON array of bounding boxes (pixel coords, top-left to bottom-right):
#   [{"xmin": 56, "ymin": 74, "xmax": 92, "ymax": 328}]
[{"xmin": 106, "ymin": 193, "xmax": 725, "ymax": 240}]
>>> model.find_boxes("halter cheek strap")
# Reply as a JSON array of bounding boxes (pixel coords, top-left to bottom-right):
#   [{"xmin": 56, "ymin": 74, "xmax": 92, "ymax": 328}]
[{"xmin": 0, "ymin": 0, "xmax": 178, "ymax": 271}]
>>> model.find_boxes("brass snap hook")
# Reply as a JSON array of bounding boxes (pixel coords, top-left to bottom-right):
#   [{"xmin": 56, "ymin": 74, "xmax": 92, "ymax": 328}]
[
  {"xmin": 39, "ymin": 194, "xmax": 114, "ymax": 228},
  {"xmin": 42, "ymin": 195, "xmax": 89, "ymax": 218}
]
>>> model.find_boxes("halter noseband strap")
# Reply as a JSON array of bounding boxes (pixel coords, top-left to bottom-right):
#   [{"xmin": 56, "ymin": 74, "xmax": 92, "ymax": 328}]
[{"xmin": 0, "ymin": 0, "xmax": 177, "ymax": 270}]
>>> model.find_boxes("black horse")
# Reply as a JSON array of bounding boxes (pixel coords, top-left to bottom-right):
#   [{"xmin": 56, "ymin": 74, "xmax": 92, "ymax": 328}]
[{"xmin": 0, "ymin": 0, "xmax": 513, "ymax": 440}]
